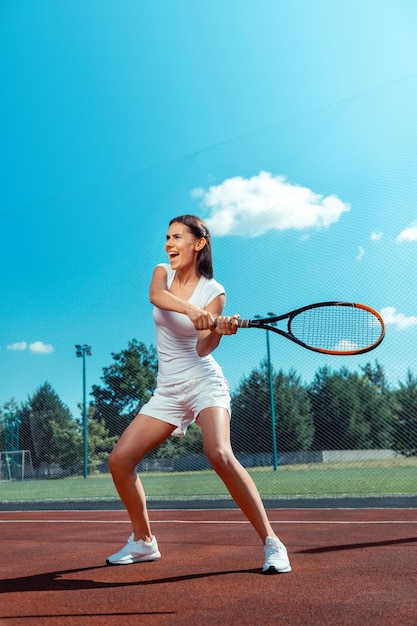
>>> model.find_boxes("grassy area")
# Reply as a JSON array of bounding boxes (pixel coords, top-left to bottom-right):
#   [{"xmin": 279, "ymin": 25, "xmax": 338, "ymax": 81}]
[{"xmin": 1, "ymin": 458, "xmax": 416, "ymax": 503}]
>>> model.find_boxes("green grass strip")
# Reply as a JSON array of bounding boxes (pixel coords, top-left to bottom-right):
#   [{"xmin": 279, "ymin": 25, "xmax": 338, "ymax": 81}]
[{"xmin": 1, "ymin": 460, "xmax": 416, "ymax": 503}]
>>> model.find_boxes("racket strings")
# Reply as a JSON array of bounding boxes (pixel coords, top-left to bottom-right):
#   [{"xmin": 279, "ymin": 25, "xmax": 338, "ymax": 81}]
[{"xmin": 289, "ymin": 306, "xmax": 383, "ymax": 353}]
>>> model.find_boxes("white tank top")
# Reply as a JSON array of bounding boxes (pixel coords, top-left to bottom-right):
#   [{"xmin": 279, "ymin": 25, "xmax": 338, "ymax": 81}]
[{"xmin": 152, "ymin": 263, "xmax": 226, "ymax": 384}]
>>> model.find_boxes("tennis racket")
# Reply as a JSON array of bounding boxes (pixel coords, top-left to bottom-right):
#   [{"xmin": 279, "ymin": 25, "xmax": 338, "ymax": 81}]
[{"xmin": 233, "ymin": 302, "xmax": 385, "ymax": 355}]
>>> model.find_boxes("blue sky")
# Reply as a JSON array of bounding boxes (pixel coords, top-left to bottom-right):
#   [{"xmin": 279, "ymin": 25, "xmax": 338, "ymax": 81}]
[{"xmin": 1, "ymin": 0, "xmax": 417, "ymax": 419}]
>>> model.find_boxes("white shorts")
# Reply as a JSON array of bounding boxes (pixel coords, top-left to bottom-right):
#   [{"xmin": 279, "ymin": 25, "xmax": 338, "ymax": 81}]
[{"xmin": 140, "ymin": 375, "xmax": 231, "ymax": 437}]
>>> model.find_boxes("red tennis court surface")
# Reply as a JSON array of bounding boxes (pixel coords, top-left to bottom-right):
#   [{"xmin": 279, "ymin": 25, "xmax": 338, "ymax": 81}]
[{"xmin": 0, "ymin": 507, "xmax": 416, "ymax": 625}]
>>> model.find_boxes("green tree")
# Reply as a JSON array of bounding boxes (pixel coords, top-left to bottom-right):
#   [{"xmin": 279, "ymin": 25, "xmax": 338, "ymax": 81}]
[
  {"xmin": 392, "ymin": 369, "xmax": 417, "ymax": 455},
  {"xmin": 1, "ymin": 398, "xmax": 20, "ymax": 450},
  {"xmin": 231, "ymin": 363, "xmax": 271, "ymax": 454},
  {"xmin": 309, "ymin": 367, "xmax": 371, "ymax": 450},
  {"xmin": 231, "ymin": 362, "xmax": 314, "ymax": 454},
  {"xmin": 274, "ymin": 369, "xmax": 314, "ymax": 452},
  {"xmin": 19, "ymin": 383, "xmax": 81, "ymax": 475},
  {"xmin": 360, "ymin": 361, "xmax": 394, "ymax": 448},
  {"xmin": 1, "ymin": 399, "xmax": 22, "ymax": 479},
  {"xmin": 360, "ymin": 361, "xmax": 388, "ymax": 392},
  {"xmin": 82, "ymin": 404, "xmax": 118, "ymax": 473},
  {"xmin": 91, "ymin": 339, "xmax": 158, "ymax": 439}
]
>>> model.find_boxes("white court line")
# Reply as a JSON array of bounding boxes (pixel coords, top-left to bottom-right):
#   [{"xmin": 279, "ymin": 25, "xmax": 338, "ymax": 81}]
[{"xmin": 0, "ymin": 519, "xmax": 416, "ymax": 525}]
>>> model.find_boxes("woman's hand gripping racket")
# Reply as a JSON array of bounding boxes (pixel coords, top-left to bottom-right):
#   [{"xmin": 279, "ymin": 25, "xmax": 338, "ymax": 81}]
[{"xmin": 233, "ymin": 302, "xmax": 385, "ymax": 355}]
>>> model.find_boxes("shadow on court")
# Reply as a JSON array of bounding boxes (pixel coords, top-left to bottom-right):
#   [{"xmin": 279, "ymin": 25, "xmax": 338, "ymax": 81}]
[
  {"xmin": 300, "ymin": 535, "xmax": 417, "ymax": 553},
  {"xmin": 0, "ymin": 565, "xmax": 260, "ymax": 594}
]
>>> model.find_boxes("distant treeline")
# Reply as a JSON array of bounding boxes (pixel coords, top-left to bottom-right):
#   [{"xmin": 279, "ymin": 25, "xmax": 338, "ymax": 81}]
[{"xmin": 1, "ymin": 340, "xmax": 416, "ymax": 476}]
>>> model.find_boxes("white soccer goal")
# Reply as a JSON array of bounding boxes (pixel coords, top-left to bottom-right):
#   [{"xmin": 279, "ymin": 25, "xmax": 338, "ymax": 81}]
[{"xmin": 0, "ymin": 450, "xmax": 34, "ymax": 481}]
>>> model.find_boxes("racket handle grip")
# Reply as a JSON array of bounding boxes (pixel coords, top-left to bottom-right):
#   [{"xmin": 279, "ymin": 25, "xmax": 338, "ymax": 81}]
[{"xmin": 213, "ymin": 317, "xmax": 251, "ymax": 328}]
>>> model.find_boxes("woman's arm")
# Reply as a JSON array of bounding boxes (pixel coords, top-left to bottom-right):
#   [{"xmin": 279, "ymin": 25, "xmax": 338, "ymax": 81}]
[
  {"xmin": 196, "ymin": 294, "xmax": 239, "ymax": 357},
  {"xmin": 149, "ymin": 265, "xmax": 216, "ymax": 330}
]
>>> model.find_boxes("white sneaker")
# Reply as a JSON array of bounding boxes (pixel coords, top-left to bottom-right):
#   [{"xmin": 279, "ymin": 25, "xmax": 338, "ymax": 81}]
[
  {"xmin": 106, "ymin": 534, "xmax": 161, "ymax": 566},
  {"xmin": 262, "ymin": 536, "xmax": 292, "ymax": 574}
]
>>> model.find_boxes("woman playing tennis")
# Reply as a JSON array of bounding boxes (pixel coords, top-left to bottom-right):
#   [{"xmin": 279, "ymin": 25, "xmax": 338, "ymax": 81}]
[{"xmin": 106, "ymin": 214, "xmax": 291, "ymax": 574}]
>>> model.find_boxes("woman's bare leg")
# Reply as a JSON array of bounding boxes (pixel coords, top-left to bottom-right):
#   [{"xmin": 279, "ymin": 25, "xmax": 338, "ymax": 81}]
[
  {"xmin": 197, "ymin": 408, "xmax": 276, "ymax": 543},
  {"xmin": 108, "ymin": 414, "xmax": 175, "ymax": 541}
]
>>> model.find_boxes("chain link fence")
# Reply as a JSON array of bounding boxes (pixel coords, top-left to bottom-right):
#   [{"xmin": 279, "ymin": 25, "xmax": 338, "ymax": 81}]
[{"xmin": 2, "ymin": 77, "xmax": 417, "ymax": 504}]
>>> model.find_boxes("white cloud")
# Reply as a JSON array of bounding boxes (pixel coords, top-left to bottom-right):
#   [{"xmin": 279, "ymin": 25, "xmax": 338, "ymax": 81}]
[
  {"xmin": 370, "ymin": 231, "xmax": 383, "ymax": 241},
  {"xmin": 396, "ymin": 222, "xmax": 417, "ymax": 242},
  {"xmin": 7, "ymin": 341, "xmax": 27, "ymax": 351},
  {"xmin": 356, "ymin": 246, "xmax": 365, "ymax": 262},
  {"xmin": 334, "ymin": 340, "xmax": 359, "ymax": 352},
  {"xmin": 192, "ymin": 171, "xmax": 350, "ymax": 237},
  {"xmin": 5, "ymin": 340, "xmax": 54, "ymax": 353},
  {"xmin": 380, "ymin": 307, "xmax": 417, "ymax": 330},
  {"xmin": 29, "ymin": 341, "xmax": 54, "ymax": 354}
]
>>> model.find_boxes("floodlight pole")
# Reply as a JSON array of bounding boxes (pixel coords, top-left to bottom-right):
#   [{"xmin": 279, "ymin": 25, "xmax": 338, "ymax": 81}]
[
  {"xmin": 256, "ymin": 315, "xmax": 278, "ymax": 471},
  {"xmin": 75, "ymin": 344, "xmax": 92, "ymax": 478},
  {"xmin": 266, "ymin": 328, "xmax": 279, "ymax": 471}
]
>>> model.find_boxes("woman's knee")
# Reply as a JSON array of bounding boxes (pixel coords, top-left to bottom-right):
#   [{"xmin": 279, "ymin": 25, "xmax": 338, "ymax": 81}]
[
  {"xmin": 205, "ymin": 446, "xmax": 235, "ymax": 472},
  {"xmin": 108, "ymin": 446, "xmax": 137, "ymax": 476},
  {"xmin": 107, "ymin": 448, "xmax": 121, "ymax": 475}
]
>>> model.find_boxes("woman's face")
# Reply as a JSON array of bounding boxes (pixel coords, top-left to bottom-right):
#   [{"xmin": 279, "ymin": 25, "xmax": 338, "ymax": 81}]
[{"xmin": 165, "ymin": 221, "xmax": 204, "ymax": 270}]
